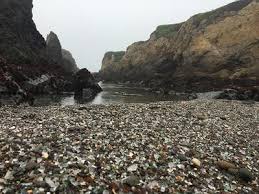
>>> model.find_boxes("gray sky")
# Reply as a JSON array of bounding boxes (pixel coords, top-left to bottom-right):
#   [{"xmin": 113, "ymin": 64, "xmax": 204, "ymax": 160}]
[{"xmin": 33, "ymin": 0, "xmax": 234, "ymax": 72}]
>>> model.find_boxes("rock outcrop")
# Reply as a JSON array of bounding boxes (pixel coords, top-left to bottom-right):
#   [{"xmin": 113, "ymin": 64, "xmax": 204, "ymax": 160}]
[
  {"xmin": 73, "ymin": 68, "xmax": 102, "ymax": 100},
  {"xmin": 62, "ymin": 49, "xmax": 79, "ymax": 73},
  {"xmin": 216, "ymin": 87, "xmax": 259, "ymax": 101},
  {"xmin": 0, "ymin": 0, "xmax": 101, "ymax": 100},
  {"xmin": 46, "ymin": 32, "xmax": 63, "ymax": 64},
  {"xmin": 46, "ymin": 32, "xmax": 79, "ymax": 73},
  {"xmin": 0, "ymin": 0, "xmax": 57, "ymax": 95},
  {"xmin": 0, "ymin": 0, "xmax": 47, "ymax": 65},
  {"xmin": 100, "ymin": 0, "xmax": 259, "ymax": 92}
]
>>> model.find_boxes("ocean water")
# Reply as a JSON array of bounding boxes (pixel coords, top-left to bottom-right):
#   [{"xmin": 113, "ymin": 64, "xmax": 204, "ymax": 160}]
[{"xmin": 0, "ymin": 82, "xmax": 220, "ymax": 106}]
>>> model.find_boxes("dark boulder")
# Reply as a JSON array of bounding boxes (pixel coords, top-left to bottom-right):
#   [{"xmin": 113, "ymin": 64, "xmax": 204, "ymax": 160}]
[
  {"xmin": 216, "ymin": 87, "xmax": 259, "ymax": 101},
  {"xmin": 73, "ymin": 68, "xmax": 102, "ymax": 100}
]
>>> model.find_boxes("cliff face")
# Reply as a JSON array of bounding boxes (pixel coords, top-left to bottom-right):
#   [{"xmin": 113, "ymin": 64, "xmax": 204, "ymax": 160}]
[
  {"xmin": 100, "ymin": 24, "xmax": 180, "ymax": 81},
  {"xmin": 0, "ymin": 0, "xmax": 100, "ymax": 98},
  {"xmin": 0, "ymin": 0, "xmax": 47, "ymax": 65},
  {"xmin": 0, "ymin": 0, "xmax": 70, "ymax": 95},
  {"xmin": 101, "ymin": 51, "xmax": 125, "ymax": 79},
  {"xmin": 171, "ymin": 0, "xmax": 258, "ymax": 84},
  {"xmin": 100, "ymin": 0, "xmax": 259, "ymax": 91},
  {"xmin": 102, "ymin": 51, "xmax": 125, "ymax": 70}
]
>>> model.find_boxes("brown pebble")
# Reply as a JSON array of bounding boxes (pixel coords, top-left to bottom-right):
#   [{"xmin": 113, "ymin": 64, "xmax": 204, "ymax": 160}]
[{"xmin": 217, "ymin": 160, "xmax": 237, "ymax": 170}]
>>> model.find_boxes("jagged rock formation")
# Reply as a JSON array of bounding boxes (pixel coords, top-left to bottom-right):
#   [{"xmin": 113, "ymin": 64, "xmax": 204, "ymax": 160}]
[
  {"xmin": 46, "ymin": 32, "xmax": 79, "ymax": 73},
  {"xmin": 100, "ymin": 0, "xmax": 259, "ymax": 92},
  {"xmin": 46, "ymin": 32, "xmax": 62, "ymax": 64},
  {"xmin": 0, "ymin": 0, "xmax": 101, "ymax": 100},
  {"xmin": 0, "ymin": 0, "xmax": 58, "ymax": 95}
]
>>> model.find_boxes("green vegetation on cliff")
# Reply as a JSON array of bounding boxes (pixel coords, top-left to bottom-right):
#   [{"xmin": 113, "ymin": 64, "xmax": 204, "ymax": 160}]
[
  {"xmin": 104, "ymin": 51, "xmax": 125, "ymax": 62},
  {"xmin": 152, "ymin": 23, "xmax": 183, "ymax": 39},
  {"xmin": 192, "ymin": 0, "xmax": 253, "ymax": 26}
]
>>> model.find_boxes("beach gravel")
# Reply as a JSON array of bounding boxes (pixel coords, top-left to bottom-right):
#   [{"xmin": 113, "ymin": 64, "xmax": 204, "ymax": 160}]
[{"xmin": 0, "ymin": 100, "xmax": 258, "ymax": 193}]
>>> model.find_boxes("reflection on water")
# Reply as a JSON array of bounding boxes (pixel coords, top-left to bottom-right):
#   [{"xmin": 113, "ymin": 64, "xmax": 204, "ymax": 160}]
[
  {"xmin": 89, "ymin": 82, "xmax": 175, "ymax": 105},
  {"xmin": 47, "ymin": 82, "xmax": 180, "ymax": 106},
  {"xmin": 0, "ymin": 82, "xmax": 184, "ymax": 106}
]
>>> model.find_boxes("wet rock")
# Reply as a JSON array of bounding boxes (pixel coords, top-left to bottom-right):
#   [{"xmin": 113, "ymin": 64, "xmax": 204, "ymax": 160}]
[
  {"xmin": 238, "ymin": 168, "xmax": 254, "ymax": 182},
  {"xmin": 216, "ymin": 87, "xmax": 259, "ymax": 102},
  {"xmin": 73, "ymin": 68, "xmax": 102, "ymax": 99}
]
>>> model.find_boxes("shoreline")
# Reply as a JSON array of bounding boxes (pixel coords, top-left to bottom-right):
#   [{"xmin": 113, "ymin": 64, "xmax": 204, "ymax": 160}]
[
  {"xmin": 99, "ymin": 81, "xmax": 259, "ymax": 102},
  {"xmin": 1, "ymin": 81, "xmax": 259, "ymax": 107},
  {"xmin": 0, "ymin": 100, "xmax": 258, "ymax": 193}
]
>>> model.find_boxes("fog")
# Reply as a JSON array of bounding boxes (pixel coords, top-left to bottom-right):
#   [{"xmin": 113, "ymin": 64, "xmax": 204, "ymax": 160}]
[{"xmin": 33, "ymin": 0, "xmax": 234, "ymax": 72}]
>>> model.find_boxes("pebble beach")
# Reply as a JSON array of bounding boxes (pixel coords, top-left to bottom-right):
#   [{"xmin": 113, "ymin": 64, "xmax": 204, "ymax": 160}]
[{"xmin": 0, "ymin": 100, "xmax": 258, "ymax": 193}]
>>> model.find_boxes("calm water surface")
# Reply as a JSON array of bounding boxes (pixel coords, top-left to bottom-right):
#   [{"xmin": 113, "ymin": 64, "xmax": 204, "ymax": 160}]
[
  {"xmin": 37, "ymin": 82, "xmax": 179, "ymax": 106},
  {"xmin": 0, "ymin": 82, "xmax": 221, "ymax": 106}
]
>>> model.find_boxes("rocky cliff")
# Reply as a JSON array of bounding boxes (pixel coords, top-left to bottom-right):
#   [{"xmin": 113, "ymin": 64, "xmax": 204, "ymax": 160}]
[
  {"xmin": 100, "ymin": 0, "xmax": 259, "ymax": 92},
  {"xmin": 46, "ymin": 31, "xmax": 79, "ymax": 73},
  {"xmin": 46, "ymin": 31, "xmax": 62, "ymax": 64},
  {"xmin": 0, "ymin": 0, "xmax": 100, "ymax": 100},
  {"xmin": 0, "ymin": 0, "xmax": 56, "ymax": 95},
  {"xmin": 0, "ymin": 0, "xmax": 47, "ymax": 65}
]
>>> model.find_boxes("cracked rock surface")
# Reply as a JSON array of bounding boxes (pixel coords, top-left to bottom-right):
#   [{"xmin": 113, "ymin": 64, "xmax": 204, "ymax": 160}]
[{"xmin": 0, "ymin": 100, "xmax": 258, "ymax": 193}]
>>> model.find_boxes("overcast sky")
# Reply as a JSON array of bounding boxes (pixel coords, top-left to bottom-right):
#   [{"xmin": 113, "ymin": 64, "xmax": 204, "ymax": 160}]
[{"xmin": 33, "ymin": 0, "xmax": 234, "ymax": 72}]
